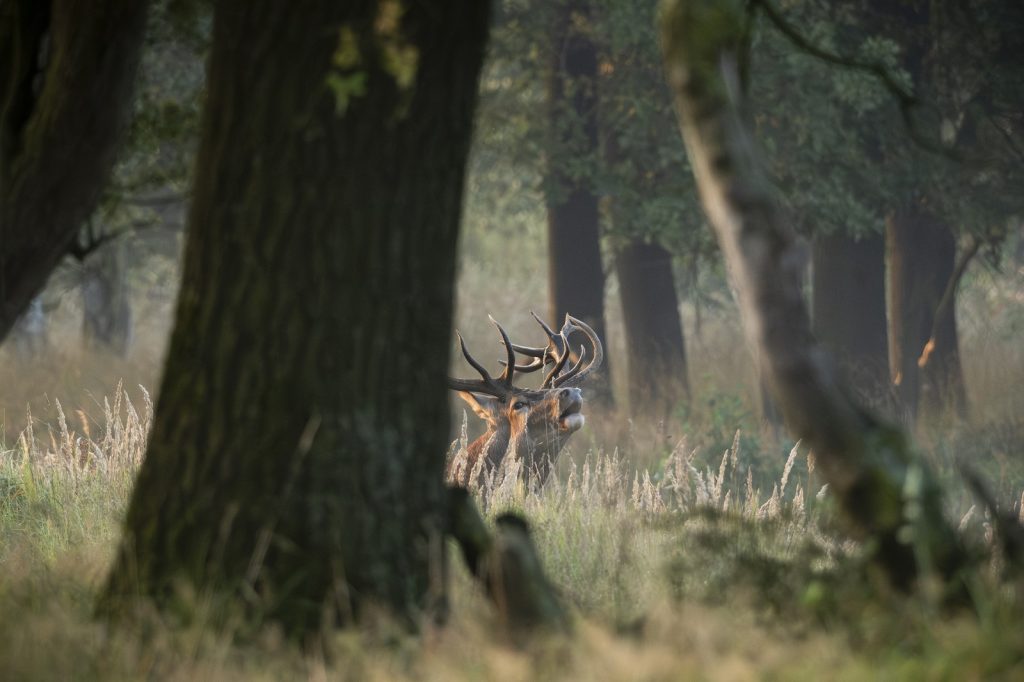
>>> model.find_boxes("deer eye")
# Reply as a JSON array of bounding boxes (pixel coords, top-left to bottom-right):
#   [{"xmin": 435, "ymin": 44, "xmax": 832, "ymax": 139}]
[{"xmin": 512, "ymin": 401, "xmax": 529, "ymax": 410}]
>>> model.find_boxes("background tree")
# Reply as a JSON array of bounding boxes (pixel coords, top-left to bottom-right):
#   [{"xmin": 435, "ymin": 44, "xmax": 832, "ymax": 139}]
[
  {"xmin": 810, "ymin": 231, "xmax": 889, "ymax": 407},
  {"xmin": 614, "ymin": 239, "xmax": 689, "ymax": 415},
  {"xmin": 862, "ymin": 0, "xmax": 1024, "ymax": 424},
  {"xmin": 0, "ymin": 0, "xmax": 149, "ymax": 341},
  {"xmin": 102, "ymin": 0, "xmax": 492, "ymax": 633},
  {"xmin": 8, "ymin": 294, "xmax": 48, "ymax": 357},
  {"xmin": 738, "ymin": 2, "xmax": 899, "ymax": 415},
  {"xmin": 80, "ymin": 239, "xmax": 133, "ymax": 354},
  {"xmin": 469, "ymin": 0, "xmax": 711, "ymax": 420},
  {"xmin": 661, "ymin": 0, "xmax": 966, "ymax": 589},
  {"xmin": 0, "ymin": 1, "xmax": 204, "ymax": 359},
  {"xmin": 70, "ymin": 1, "xmax": 204, "ymax": 355},
  {"xmin": 595, "ymin": 0, "xmax": 698, "ymax": 417},
  {"xmin": 743, "ymin": 0, "xmax": 1024, "ymax": 426},
  {"xmin": 543, "ymin": 0, "xmax": 613, "ymax": 404}
]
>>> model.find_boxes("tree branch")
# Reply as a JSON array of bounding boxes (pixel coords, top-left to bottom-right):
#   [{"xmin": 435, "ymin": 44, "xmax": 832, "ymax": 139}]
[
  {"xmin": 122, "ymin": 191, "xmax": 190, "ymax": 208},
  {"xmin": 66, "ymin": 215, "xmax": 179, "ymax": 263},
  {"xmin": 753, "ymin": 0, "xmax": 966, "ymax": 163},
  {"xmin": 67, "ymin": 221, "xmax": 119, "ymax": 262}
]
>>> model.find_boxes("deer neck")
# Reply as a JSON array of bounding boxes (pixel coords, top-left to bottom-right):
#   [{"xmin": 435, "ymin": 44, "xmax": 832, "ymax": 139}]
[{"xmin": 511, "ymin": 423, "xmax": 573, "ymax": 486}]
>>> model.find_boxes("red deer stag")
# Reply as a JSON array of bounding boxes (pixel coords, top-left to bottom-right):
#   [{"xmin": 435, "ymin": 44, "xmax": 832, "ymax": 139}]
[{"xmin": 447, "ymin": 313, "xmax": 603, "ymax": 488}]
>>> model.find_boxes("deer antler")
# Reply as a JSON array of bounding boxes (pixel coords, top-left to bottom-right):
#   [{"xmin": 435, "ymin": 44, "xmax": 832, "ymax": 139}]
[
  {"xmin": 499, "ymin": 311, "xmax": 565, "ymax": 374},
  {"xmin": 553, "ymin": 345, "xmax": 586, "ymax": 387},
  {"xmin": 492, "ymin": 312, "xmax": 602, "ymax": 388},
  {"xmin": 455, "ymin": 313, "xmax": 603, "ymax": 395},
  {"xmin": 553, "ymin": 315, "xmax": 603, "ymax": 387},
  {"xmin": 447, "ymin": 316, "xmax": 518, "ymax": 398}
]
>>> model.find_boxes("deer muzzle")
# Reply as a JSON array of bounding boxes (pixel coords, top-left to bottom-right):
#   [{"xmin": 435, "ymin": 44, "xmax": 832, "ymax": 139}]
[{"xmin": 557, "ymin": 387, "xmax": 585, "ymax": 431}]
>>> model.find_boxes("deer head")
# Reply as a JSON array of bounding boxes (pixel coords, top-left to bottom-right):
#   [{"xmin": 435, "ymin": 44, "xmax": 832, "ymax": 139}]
[{"xmin": 446, "ymin": 312, "xmax": 603, "ymax": 488}]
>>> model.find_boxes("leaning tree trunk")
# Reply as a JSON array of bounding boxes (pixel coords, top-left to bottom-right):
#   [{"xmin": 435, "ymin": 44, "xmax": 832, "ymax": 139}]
[
  {"xmin": 886, "ymin": 207, "xmax": 967, "ymax": 424},
  {"xmin": 81, "ymin": 240, "xmax": 133, "ymax": 355},
  {"xmin": 812, "ymin": 230, "xmax": 890, "ymax": 411},
  {"xmin": 545, "ymin": 0, "xmax": 612, "ymax": 404},
  {"xmin": 615, "ymin": 238, "xmax": 689, "ymax": 417},
  {"xmin": 0, "ymin": 0, "xmax": 148, "ymax": 341},
  {"xmin": 102, "ymin": 1, "xmax": 491, "ymax": 634},
  {"xmin": 660, "ymin": 0, "xmax": 964, "ymax": 590}
]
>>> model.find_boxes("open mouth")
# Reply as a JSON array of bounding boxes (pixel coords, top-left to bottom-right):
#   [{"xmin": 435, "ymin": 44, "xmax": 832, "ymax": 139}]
[
  {"xmin": 558, "ymin": 398, "xmax": 584, "ymax": 431},
  {"xmin": 558, "ymin": 400, "xmax": 581, "ymax": 421}
]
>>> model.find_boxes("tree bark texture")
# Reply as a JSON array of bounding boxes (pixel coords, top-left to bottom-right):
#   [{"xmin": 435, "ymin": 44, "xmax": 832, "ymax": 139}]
[
  {"xmin": 0, "ymin": 0, "xmax": 148, "ymax": 340},
  {"xmin": 886, "ymin": 207, "xmax": 967, "ymax": 423},
  {"xmin": 545, "ymin": 0, "xmax": 612, "ymax": 404},
  {"xmin": 615, "ymin": 238, "xmax": 689, "ymax": 417},
  {"xmin": 660, "ymin": 0, "xmax": 964, "ymax": 590},
  {"xmin": 102, "ymin": 0, "xmax": 491, "ymax": 633},
  {"xmin": 812, "ymin": 230, "xmax": 890, "ymax": 411}
]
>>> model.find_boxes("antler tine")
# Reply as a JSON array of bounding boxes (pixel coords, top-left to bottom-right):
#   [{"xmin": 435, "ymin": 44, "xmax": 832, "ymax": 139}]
[
  {"xmin": 498, "ymin": 355, "xmax": 546, "ymax": 372},
  {"xmin": 508, "ymin": 342, "xmax": 547, "ymax": 358},
  {"xmin": 541, "ymin": 330, "xmax": 571, "ymax": 388},
  {"xmin": 449, "ymin": 314, "xmax": 596, "ymax": 395},
  {"xmin": 531, "ymin": 310, "xmax": 558, "ymax": 340},
  {"xmin": 526, "ymin": 309, "xmax": 568, "ymax": 380},
  {"xmin": 447, "ymin": 331, "xmax": 510, "ymax": 398},
  {"xmin": 533, "ymin": 309, "xmax": 566, "ymax": 360},
  {"xmin": 488, "ymin": 315, "xmax": 517, "ymax": 387},
  {"xmin": 495, "ymin": 312, "xmax": 564, "ymax": 375},
  {"xmin": 457, "ymin": 331, "xmax": 491, "ymax": 380},
  {"xmin": 553, "ymin": 345, "xmax": 586, "ymax": 387},
  {"xmin": 555, "ymin": 315, "xmax": 604, "ymax": 387}
]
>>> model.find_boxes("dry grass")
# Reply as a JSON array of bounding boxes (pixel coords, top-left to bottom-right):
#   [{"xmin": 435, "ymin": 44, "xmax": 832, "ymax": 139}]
[
  {"xmin": 1, "ymin": 230, "xmax": 1022, "ymax": 678},
  {"xmin": 2, "ymin": 384, "xmax": 1023, "ymax": 680}
]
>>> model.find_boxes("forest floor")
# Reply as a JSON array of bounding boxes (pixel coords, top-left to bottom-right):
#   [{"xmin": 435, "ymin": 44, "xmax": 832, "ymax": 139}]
[{"xmin": 1, "ymin": 383, "xmax": 1022, "ymax": 681}]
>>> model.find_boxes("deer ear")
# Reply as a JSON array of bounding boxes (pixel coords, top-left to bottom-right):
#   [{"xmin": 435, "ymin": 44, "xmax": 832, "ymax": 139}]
[{"xmin": 456, "ymin": 391, "xmax": 502, "ymax": 426}]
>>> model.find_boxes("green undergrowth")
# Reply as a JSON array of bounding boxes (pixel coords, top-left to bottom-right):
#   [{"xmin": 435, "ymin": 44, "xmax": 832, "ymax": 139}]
[{"xmin": 1, "ymin": 389, "xmax": 1023, "ymax": 680}]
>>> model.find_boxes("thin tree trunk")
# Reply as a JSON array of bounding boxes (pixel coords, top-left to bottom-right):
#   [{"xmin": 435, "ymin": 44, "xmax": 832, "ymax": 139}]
[
  {"xmin": 615, "ymin": 238, "xmax": 689, "ymax": 417},
  {"xmin": 812, "ymin": 230, "xmax": 890, "ymax": 410},
  {"xmin": 545, "ymin": 0, "xmax": 612, "ymax": 404},
  {"xmin": 660, "ymin": 0, "xmax": 964, "ymax": 590},
  {"xmin": 102, "ymin": 0, "xmax": 491, "ymax": 634},
  {"xmin": 886, "ymin": 206, "xmax": 967, "ymax": 423},
  {"xmin": 0, "ymin": 0, "xmax": 148, "ymax": 340},
  {"xmin": 8, "ymin": 294, "xmax": 48, "ymax": 357},
  {"xmin": 82, "ymin": 240, "xmax": 133, "ymax": 355}
]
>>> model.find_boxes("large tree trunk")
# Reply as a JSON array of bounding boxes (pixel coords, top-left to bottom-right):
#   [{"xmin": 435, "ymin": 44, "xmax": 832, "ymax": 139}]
[
  {"xmin": 661, "ymin": 0, "xmax": 964, "ymax": 590},
  {"xmin": 886, "ymin": 207, "xmax": 967, "ymax": 423},
  {"xmin": 545, "ymin": 0, "xmax": 612, "ymax": 404},
  {"xmin": 81, "ymin": 240, "xmax": 133, "ymax": 355},
  {"xmin": 102, "ymin": 1, "xmax": 491, "ymax": 634},
  {"xmin": 812, "ymin": 230, "xmax": 890, "ymax": 411},
  {"xmin": 615, "ymin": 238, "xmax": 689, "ymax": 417},
  {"xmin": 0, "ymin": 0, "xmax": 148, "ymax": 341}
]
